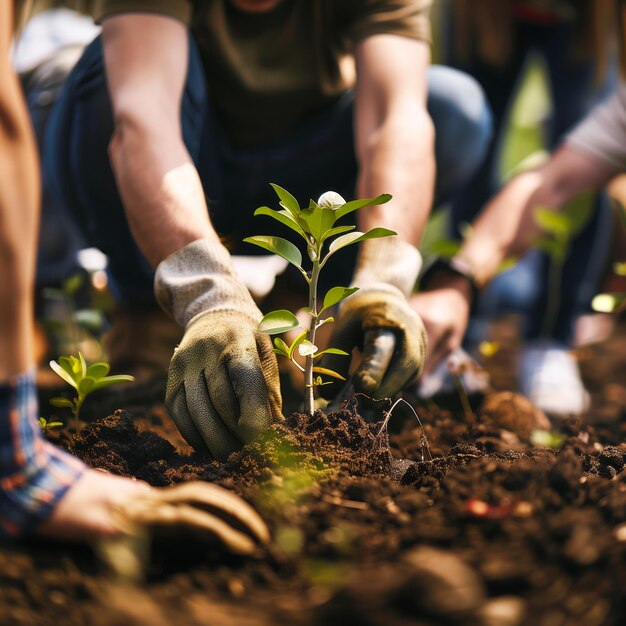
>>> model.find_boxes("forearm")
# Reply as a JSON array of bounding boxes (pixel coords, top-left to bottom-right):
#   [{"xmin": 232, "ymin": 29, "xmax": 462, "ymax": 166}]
[
  {"xmin": 0, "ymin": 56, "xmax": 40, "ymax": 378},
  {"xmin": 459, "ymin": 146, "xmax": 615, "ymax": 286},
  {"xmin": 109, "ymin": 119, "xmax": 220, "ymax": 269},
  {"xmin": 356, "ymin": 109, "xmax": 435, "ymax": 245}
]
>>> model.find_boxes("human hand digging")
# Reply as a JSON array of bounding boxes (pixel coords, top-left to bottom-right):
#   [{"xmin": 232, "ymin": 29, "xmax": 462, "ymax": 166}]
[
  {"xmin": 155, "ymin": 240, "xmax": 283, "ymax": 461},
  {"xmin": 409, "ymin": 263, "xmax": 474, "ymax": 376},
  {"xmin": 321, "ymin": 238, "xmax": 427, "ymax": 399}
]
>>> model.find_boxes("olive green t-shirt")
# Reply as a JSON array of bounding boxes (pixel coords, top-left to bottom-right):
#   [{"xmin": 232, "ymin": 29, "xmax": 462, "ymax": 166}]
[{"xmin": 92, "ymin": 0, "xmax": 431, "ymax": 146}]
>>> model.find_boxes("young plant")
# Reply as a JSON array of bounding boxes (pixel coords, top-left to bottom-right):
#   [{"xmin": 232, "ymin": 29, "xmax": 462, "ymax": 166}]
[
  {"xmin": 49, "ymin": 352, "xmax": 134, "ymax": 434},
  {"xmin": 38, "ymin": 416, "xmax": 63, "ymax": 432},
  {"xmin": 244, "ymin": 185, "xmax": 395, "ymax": 416},
  {"xmin": 532, "ymin": 191, "xmax": 593, "ymax": 337}
]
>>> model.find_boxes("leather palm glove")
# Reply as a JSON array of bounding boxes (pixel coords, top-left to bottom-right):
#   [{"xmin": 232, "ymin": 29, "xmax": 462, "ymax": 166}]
[
  {"xmin": 111, "ymin": 482, "xmax": 270, "ymax": 555},
  {"xmin": 322, "ymin": 238, "xmax": 427, "ymax": 399},
  {"xmin": 154, "ymin": 240, "xmax": 282, "ymax": 460}
]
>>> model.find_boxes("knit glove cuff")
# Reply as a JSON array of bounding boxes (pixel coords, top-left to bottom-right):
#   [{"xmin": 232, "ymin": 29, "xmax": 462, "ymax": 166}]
[
  {"xmin": 154, "ymin": 239, "xmax": 260, "ymax": 328},
  {"xmin": 350, "ymin": 238, "xmax": 423, "ymax": 297}
]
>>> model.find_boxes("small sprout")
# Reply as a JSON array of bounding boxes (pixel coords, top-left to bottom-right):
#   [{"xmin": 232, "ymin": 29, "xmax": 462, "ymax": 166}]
[
  {"xmin": 530, "ymin": 429, "xmax": 565, "ymax": 449},
  {"xmin": 447, "ymin": 355, "xmax": 476, "ymax": 422},
  {"xmin": 38, "ymin": 417, "xmax": 63, "ymax": 432},
  {"xmin": 478, "ymin": 341, "xmax": 500, "ymax": 358},
  {"xmin": 245, "ymin": 184, "xmax": 395, "ymax": 415},
  {"xmin": 49, "ymin": 352, "xmax": 134, "ymax": 435}
]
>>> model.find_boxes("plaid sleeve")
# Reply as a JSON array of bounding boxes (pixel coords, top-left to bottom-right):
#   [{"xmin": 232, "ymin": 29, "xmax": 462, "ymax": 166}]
[{"xmin": 0, "ymin": 371, "xmax": 85, "ymax": 537}]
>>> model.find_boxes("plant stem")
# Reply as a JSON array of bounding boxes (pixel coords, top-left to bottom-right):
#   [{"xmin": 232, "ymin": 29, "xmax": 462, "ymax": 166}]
[
  {"xmin": 453, "ymin": 375, "xmax": 475, "ymax": 422},
  {"xmin": 304, "ymin": 260, "xmax": 321, "ymax": 416}
]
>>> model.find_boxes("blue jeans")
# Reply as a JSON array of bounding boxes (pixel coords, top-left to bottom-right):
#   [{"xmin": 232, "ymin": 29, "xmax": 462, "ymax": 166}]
[
  {"xmin": 44, "ymin": 35, "xmax": 492, "ymax": 308},
  {"xmin": 444, "ymin": 16, "xmax": 616, "ymax": 344}
]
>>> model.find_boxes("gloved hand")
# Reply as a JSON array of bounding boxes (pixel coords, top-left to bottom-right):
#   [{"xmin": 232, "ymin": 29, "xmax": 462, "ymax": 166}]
[
  {"xmin": 155, "ymin": 240, "xmax": 282, "ymax": 460},
  {"xmin": 111, "ymin": 482, "xmax": 270, "ymax": 555},
  {"xmin": 321, "ymin": 238, "xmax": 427, "ymax": 399}
]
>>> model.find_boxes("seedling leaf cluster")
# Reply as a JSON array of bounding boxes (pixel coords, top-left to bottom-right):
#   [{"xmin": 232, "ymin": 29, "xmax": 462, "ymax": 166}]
[
  {"xmin": 244, "ymin": 184, "xmax": 395, "ymax": 415},
  {"xmin": 49, "ymin": 352, "xmax": 134, "ymax": 433}
]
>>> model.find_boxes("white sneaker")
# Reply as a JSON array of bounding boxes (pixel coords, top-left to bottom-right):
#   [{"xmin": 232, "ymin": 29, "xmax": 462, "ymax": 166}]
[{"xmin": 518, "ymin": 341, "xmax": 590, "ymax": 418}]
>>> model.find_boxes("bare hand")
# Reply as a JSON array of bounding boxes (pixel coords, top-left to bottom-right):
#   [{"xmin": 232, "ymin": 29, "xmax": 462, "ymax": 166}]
[{"xmin": 409, "ymin": 274, "xmax": 472, "ymax": 376}]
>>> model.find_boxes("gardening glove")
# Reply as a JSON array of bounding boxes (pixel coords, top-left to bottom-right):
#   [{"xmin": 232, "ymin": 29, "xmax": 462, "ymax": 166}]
[
  {"xmin": 321, "ymin": 238, "xmax": 427, "ymax": 399},
  {"xmin": 111, "ymin": 482, "xmax": 270, "ymax": 555},
  {"xmin": 155, "ymin": 240, "xmax": 282, "ymax": 461}
]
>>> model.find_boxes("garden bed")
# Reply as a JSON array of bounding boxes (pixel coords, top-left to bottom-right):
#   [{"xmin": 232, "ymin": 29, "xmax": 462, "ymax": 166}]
[{"xmin": 2, "ymin": 318, "xmax": 626, "ymax": 626}]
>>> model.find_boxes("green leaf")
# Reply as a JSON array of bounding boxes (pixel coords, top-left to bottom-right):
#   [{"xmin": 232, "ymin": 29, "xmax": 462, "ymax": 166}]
[
  {"xmin": 49, "ymin": 360, "xmax": 78, "ymax": 389},
  {"xmin": 321, "ymin": 286, "xmax": 359, "ymax": 313},
  {"xmin": 297, "ymin": 340, "xmax": 318, "ymax": 357},
  {"xmin": 333, "ymin": 193, "xmax": 392, "ymax": 221},
  {"xmin": 319, "ymin": 224, "xmax": 356, "ymax": 245},
  {"xmin": 273, "ymin": 337, "xmax": 290, "ymax": 356},
  {"xmin": 270, "ymin": 183, "xmax": 301, "ymax": 217},
  {"xmin": 561, "ymin": 191, "xmax": 593, "ymax": 234},
  {"xmin": 91, "ymin": 375, "xmax": 135, "ymax": 392},
  {"xmin": 78, "ymin": 352, "xmax": 87, "ymax": 379},
  {"xmin": 312, "ymin": 366, "xmax": 346, "ymax": 381},
  {"xmin": 614, "ymin": 262, "xmax": 626, "ymax": 277},
  {"xmin": 78, "ymin": 377, "xmax": 95, "ymax": 397},
  {"xmin": 591, "ymin": 292, "xmax": 626, "ymax": 313},
  {"xmin": 258, "ymin": 310, "xmax": 300, "ymax": 335},
  {"xmin": 243, "ymin": 236, "xmax": 303, "ymax": 271},
  {"xmin": 87, "ymin": 362, "xmax": 110, "ymax": 379},
  {"xmin": 425, "ymin": 238, "xmax": 461, "ymax": 258},
  {"xmin": 533, "ymin": 236, "xmax": 563, "ymax": 258},
  {"xmin": 46, "ymin": 421, "xmax": 64, "ymax": 429},
  {"xmin": 326, "ymin": 227, "xmax": 396, "ymax": 260},
  {"xmin": 534, "ymin": 208, "xmax": 571, "ymax": 237},
  {"xmin": 300, "ymin": 205, "xmax": 337, "ymax": 243},
  {"xmin": 316, "ymin": 316, "xmax": 334, "ymax": 329},
  {"xmin": 49, "ymin": 397, "xmax": 75, "ymax": 408},
  {"xmin": 75, "ymin": 309, "xmax": 105, "ymax": 331},
  {"xmin": 313, "ymin": 378, "xmax": 334, "ymax": 387},
  {"xmin": 254, "ymin": 206, "xmax": 308, "ymax": 242},
  {"xmin": 314, "ymin": 348, "xmax": 350, "ymax": 358},
  {"xmin": 58, "ymin": 356, "xmax": 79, "ymax": 381},
  {"xmin": 288, "ymin": 330, "xmax": 309, "ymax": 359},
  {"xmin": 62, "ymin": 272, "xmax": 84, "ymax": 295}
]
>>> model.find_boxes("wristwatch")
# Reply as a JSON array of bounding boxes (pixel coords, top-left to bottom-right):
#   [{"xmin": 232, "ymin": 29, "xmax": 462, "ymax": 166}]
[{"xmin": 419, "ymin": 255, "xmax": 482, "ymax": 309}]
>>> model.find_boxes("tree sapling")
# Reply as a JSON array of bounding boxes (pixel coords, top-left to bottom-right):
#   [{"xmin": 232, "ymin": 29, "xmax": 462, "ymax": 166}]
[
  {"xmin": 244, "ymin": 184, "xmax": 396, "ymax": 416},
  {"xmin": 49, "ymin": 352, "xmax": 134, "ymax": 434}
]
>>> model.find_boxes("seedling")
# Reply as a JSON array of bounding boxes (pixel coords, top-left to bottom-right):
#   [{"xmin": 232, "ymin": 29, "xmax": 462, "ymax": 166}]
[
  {"xmin": 532, "ymin": 192, "xmax": 593, "ymax": 337},
  {"xmin": 38, "ymin": 416, "xmax": 63, "ymax": 432},
  {"xmin": 244, "ymin": 184, "xmax": 395, "ymax": 416},
  {"xmin": 49, "ymin": 352, "xmax": 134, "ymax": 434},
  {"xmin": 446, "ymin": 354, "xmax": 485, "ymax": 422}
]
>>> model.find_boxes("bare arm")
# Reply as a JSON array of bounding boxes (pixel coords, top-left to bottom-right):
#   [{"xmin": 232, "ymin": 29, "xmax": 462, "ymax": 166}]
[
  {"xmin": 103, "ymin": 14, "xmax": 219, "ymax": 269},
  {"xmin": 354, "ymin": 34, "xmax": 434, "ymax": 243},
  {"xmin": 0, "ymin": 8, "xmax": 40, "ymax": 378},
  {"xmin": 411, "ymin": 144, "xmax": 616, "ymax": 374},
  {"xmin": 459, "ymin": 145, "xmax": 616, "ymax": 285}
]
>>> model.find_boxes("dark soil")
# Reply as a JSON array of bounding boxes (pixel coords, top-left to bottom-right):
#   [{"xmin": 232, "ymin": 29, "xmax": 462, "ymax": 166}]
[{"xmin": 2, "ymin": 320, "xmax": 626, "ymax": 626}]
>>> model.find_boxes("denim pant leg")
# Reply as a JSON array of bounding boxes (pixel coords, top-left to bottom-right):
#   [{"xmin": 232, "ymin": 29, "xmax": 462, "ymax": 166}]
[{"xmin": 42, "ymin": 35, "xmax": 209, "ymax": 309}]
